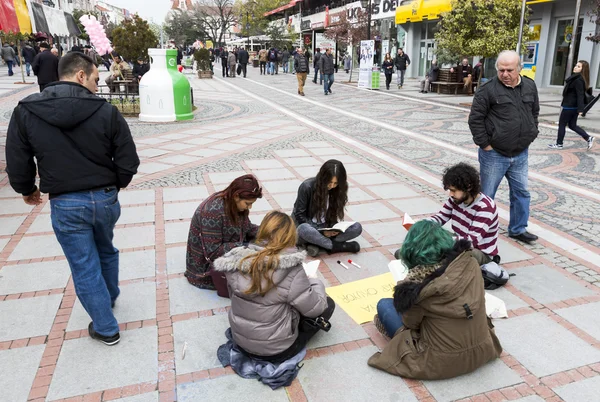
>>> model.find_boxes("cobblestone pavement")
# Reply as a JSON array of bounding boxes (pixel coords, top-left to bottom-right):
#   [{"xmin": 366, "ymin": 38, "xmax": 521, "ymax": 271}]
[{"xmin": 1, "ymin": 68, "xmax": 600, "ymax": 402}]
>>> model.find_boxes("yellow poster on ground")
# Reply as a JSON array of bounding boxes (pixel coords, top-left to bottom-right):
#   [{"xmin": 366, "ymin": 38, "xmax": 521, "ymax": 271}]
[{"xmin": 326, "ymin": 273, "xmax": 396, "ymax": 325}]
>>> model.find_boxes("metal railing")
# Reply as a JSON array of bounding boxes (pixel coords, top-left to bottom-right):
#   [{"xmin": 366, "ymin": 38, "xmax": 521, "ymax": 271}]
[{"xmin": 97, "ymin": 84, "xmax": 140, "ymax": 116}]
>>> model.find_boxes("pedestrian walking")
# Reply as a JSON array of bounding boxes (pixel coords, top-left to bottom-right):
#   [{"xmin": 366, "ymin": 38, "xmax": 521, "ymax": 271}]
[
  {"xmin": 420, "ymin": 60, "xmax": 439, "ymax": 93},
  {"xmin": 548, "ymin": 60, "xmax": 594, "ymax": 150},
  {"xmin": 319, "ymin": 48, "xmax": 335, "ymax": 95},
  {"xmin": 258, "ymin": 47, "xmax": 267, "ymax": 75},
  {"xmin": 394, "ymin": 48, "xmax": 410, "ymax": 88},
  {"xmin": 344, "ymin": 53, "xmax": 352, "ymax": 73},
  {"xmin": 268, "ymin": 48, "xmax": 277, "ymax": 75},
  {"xmin": 237, "ymin": 46, "xmax": 249, "ymax": 78},
  {"xmin": 468, "ymin": 50, "xmax": 539, "ymax": 244},
  {"xmin": 282, "ymin": 47, "xmax": 290, "ymax": 73},
  {"xmin": 294, "ymin": 47, "xmax": 309, "ymax": 96},
  {"xmin": 32, "ymin": 42, "xmax": 59, "ymax": 92},
  {"xmin": 227, "ymin": 49, "xmax": 237, "ymax": 78},
  {"xmin": 1, "ymin": 42, "xmax": 16, "ymax": 76},
  {"xmin": 22, "ymin": 43, "xmax": 36, "ymax": 77},
  {"xmin": 6, "ymin": 52, "xmax": 140, "ymax": 346},
  {"xmin": 382, "ymin": 53, "xmax": 394, "ymax": 90},
  {"xmin": 312, "ymin": 48, "xmax": 322, "ymax": 84},
  {"xmin": 221, "ymin": 48, "xmax": 229, "ymax": 77}
]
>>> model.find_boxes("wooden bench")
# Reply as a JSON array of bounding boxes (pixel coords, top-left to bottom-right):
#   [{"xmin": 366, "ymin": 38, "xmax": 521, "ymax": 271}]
[{"xmin": 430, "ymin": 69, "xmax": 476, "ymax": 95}]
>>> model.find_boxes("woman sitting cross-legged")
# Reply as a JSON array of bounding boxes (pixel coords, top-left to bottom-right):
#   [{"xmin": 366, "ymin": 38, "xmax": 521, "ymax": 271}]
[
  {"xmin": 185, "ymin": 174, "xmax": 263, "ymax": 298},
  {"xmin": 292, "ymin": 159, "xmax": 362, "ymax": 257},
  {"xmin": 213, "ymin": 210, "xmax": 335, "ymax": 363},
  {"xmin": 368, "ymin": 220, "xmax": 502, "ymax": 380}
]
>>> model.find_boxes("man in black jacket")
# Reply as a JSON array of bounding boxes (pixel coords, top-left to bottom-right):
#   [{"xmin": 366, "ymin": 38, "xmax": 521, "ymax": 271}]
[
  {"xmin": 22, "ymin": 43, "xmax": 36, "ymax": 77},
  {"xmin": 32, "ymin": 42, "xmax": 58, "ymax": 92},
  {"xmin": 394, "ymin": 48, "xmax": 410, "ymax": 88},
  {"xmin": 318, "ymin": 48, "xmax": 335, "ymax": 95},
  {"xmin": 6, "ymin": 52, "xmax": 140, "ymax": 346},
  {"xmin": 312, "ymin": 48, "xmax": 322, "ymax": 84},
  {"xmin": 237, "ymin": 46, "xmax": 249, "ymax": 78},
  {"xmin": 468, "ymin": 50, "xmax": 539, "ymax": 244},
  {"xmin": 294, "ymin": 47, "xmax": 310, "ymax": 96}
]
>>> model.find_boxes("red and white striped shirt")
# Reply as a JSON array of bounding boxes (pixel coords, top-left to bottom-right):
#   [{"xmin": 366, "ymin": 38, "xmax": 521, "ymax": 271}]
[{"xmin": 429, "ymin": 193, "xmax": 499, "ymax": 256}]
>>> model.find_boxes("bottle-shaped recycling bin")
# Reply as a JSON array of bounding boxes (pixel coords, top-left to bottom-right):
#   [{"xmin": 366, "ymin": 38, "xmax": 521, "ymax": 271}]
[{"xmin": 139, "ymin": 48, "xmax": 193, "ymax": 122}]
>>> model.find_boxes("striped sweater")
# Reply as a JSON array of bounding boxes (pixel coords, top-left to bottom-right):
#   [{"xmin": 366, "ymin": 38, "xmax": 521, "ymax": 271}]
[{"xmin": 429, "ymin": 193, "xmax": 499, "ymax": 256}]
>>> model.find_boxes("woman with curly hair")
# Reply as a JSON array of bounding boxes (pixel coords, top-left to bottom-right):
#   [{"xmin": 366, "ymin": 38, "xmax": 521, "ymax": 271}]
[
  {"xmin": 369, "ymin": 220, "xmax": 502, "ymax": 380},
  {"xmin": 292, "ymin": 159, "xmax": 362, "ymax": 257}
]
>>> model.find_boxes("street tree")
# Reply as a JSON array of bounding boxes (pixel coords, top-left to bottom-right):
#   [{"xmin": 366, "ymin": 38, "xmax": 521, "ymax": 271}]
[
  {"xmin": 164, "ymin": 9, "xmax": 206, "ymax": 45},
  {"xmin": 434, "ymin": 0, "xmax": 534, "ymax": 63},
  {"xmin": 111, "ymin": 14, "xmax": 159, "ymax": 62},
  {"xmin": 233, "ymin": 0, "xmax": 288, "ymax": 39},
  {"xmin": 324, "ymin": 9, "xmax": 378, "ymax": 46},
  {"xmin": 586, "ymin": 0, "xmax": 600, "ymax": 43},
  {"xmin": 195, "ymin": 0, "xmax": 238, "ymax": 46}
]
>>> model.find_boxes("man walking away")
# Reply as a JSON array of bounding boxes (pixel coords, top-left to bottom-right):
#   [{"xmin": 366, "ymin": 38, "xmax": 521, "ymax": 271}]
[
  {"xmin": 468, "ymin": 50, "xmax": 539, "ymax": 244},
  {"xmin": 394, "ymin": 48, "xmax": 410, "ymax": 88},
  {"xmin": 1, "ymin": 42, "xmax": 16, "ymax": 76},
  {"xmin": 268, "ymin": 48, "xmax": 277, "ymax": 75},
  {"xmin": 32, "ymin": 43, "xmax": 59, "ymax": 91},
  {"xmin": 282, "ymin": 48, "xmax": 290, "ymax": 73},
  {"xmin": 22, "ymin": 43, "xmax": 36, "ymax": 77},
  {"xmin": 313, "ymin": 47, "xmax": 322, "ymax": 84},
  {"xmin": 5, "ymin": 51, "xmax": 139, "ymax": 345},
  {"xmin": 258, "ymin": 47, "xmax": 267, "ymax": 75},
  {"xmin": 294, "ymin": 47, "xmax": 309, "ymax": 96},
  {"xmin": 227, "ymin": 48, "xmax": 237, "ymax": 78},
  {"xmin": 237, "ymin": 46, "xmax": 249, "ymax": 78},
  {"xmin": 319, "ymin": 48, "xmax": 334, "ymax": 96}
]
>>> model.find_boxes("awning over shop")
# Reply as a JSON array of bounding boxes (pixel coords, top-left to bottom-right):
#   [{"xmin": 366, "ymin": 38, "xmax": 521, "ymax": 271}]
[
  {"xmin": 0, "ymin": 0, "xmax": 32, "ymax": 33},
  {"xmin": 264, "ymin": 0, "xmax": 301, "ymax": 17},
  {"xmin": 29, "ymin": 2, "xmax": 80, "ymax": 37},
  {"xmin": 395, "ymin": 0, "xmax": 451, "ymax": 25}
]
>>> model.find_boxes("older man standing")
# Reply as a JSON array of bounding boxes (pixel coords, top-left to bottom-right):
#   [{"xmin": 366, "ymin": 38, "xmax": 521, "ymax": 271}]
[{"xmin": 468, "ymin": 50, "xmax": 539, "ymax": 244}]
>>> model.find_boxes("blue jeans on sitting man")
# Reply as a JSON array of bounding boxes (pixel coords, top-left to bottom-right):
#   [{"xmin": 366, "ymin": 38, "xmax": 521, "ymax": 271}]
[
  {"xmin": 50, "ymin": 187, "xmax": 121, "ymax": 336},
  {"xmin": 478, "ymin": 147, "xmax": 530, "ymax": 236},
  {"xmin": 377, "ymin": 298, "xmax": 404, "ymax": 338},
  {"xmin": 323, "ymin": 73, "xmax": 334, "ymax": 94}
]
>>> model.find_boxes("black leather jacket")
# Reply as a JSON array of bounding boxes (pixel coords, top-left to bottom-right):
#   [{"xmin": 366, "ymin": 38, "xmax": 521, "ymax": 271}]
[{"xmin": 292, "ymin": 177, "xmax": 318, "ymax": 227}]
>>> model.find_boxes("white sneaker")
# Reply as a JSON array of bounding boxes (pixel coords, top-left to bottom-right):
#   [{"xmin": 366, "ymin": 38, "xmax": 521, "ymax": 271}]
[
  {"xmin": 548, "ymin": 143, "xmax": 563, "ymax": 149},
  {"xmin": 588, "ymin": 136, "xmax": 594, "ymax": 150}
]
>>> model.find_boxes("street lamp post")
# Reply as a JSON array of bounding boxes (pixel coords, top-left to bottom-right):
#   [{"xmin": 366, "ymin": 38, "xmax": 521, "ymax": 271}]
[{"xmin": 360, "ymin": 0, "xmax": 381, "ymax": 40}]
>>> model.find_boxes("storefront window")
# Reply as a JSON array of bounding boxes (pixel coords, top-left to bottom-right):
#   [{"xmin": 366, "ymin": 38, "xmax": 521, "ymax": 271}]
[
  {"xmin": 550, "ymin": 18, "xmax": 582, "ymax": 86},
  {"xmin": 418, "ymin": 22, "xmax": 436, "ymax": 77}
]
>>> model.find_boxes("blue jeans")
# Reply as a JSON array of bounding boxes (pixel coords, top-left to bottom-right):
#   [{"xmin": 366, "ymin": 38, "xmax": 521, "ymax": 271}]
[
  {"xmin": 268, "ymin": 61, "xmax": 275, "ymax": 74},
  {"xmin": 6, "ymin": 60, "xmax": 13, "ymax": 76},
  {"xmin": 51, "ymin": 187, "xmax": 121, "ymax": 336},
  {"xmin": 283, "ymin": 62, "xmax": 288, "ymax": 73},
  {"xmin": 313, "ymin": 66, "xmax": 322, "ymax": 84},
  {"xmin": 377, "ymin": 298, "xmax": 404, "ymax": 338},
  {"xmin": 297, "ymin": 222, "xmax": 362, "ymax": 250},
  {"xmin": 323, "ymin": 73, "xmax": 334, "ymax": 94},
  {"xmin": 478, "ymin": 148, "xmax": 530, "ymax": 236},
  {"xmin": 25, "ymin": 61, "xmax": 31, "ymax": 76}
]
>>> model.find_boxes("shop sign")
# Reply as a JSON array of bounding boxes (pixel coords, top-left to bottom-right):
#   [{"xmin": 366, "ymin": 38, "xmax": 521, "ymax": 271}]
[
  {"xmin": 301, "ymin": 20, "xmax": 311, "ymax": 31},
  {"xmin": 311, "ymin": 21, "xmax": 324, "ymax": 29},
  {"xmin": 330, "ymin": 12, "xmax": 344, "ymax": 26},
  {"xmin": 347, "ymin": 0, "xmax": 399, "ymax": 21}
]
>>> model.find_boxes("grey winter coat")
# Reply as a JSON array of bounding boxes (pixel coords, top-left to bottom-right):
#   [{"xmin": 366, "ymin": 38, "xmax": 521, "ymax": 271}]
[
  {"xmin": 1, "ymin": 44, "xmax": 16, "ymax": 62},
  {"xmin": 213, "ymin": 245, "xmax": 328, "ymax": 356},
  {"xmin": 319, "ymin": 53, "xmax": 334, "ymax": 75},
  {"xmin": 227, "ymin": 52, "xmax": 236, "ymax": 66}
]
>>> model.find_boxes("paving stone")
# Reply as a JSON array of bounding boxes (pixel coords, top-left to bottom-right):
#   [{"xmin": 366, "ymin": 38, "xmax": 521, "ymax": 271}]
[
  {"xmin": 354, "ymin": 235, "xmax": 373, "ymax": 249},
  {"xmin": 367, "ymin": 183, "xmax": 420, "ymax": 199},
  {"xmin": 0, "ymin": 260, "xmax": 71, "ymax": 295},
  {"xmin": 270, "ymin": 192, "xmax": 297, "ymax": 209},
  {"xmin": 0, "ymin": 198, "xmax": 34, "ymax": 215},
  {"xmin": 555, "ymin": 301, "xmax": 600, "ymax": 341},
  {"xmin": 206, "ymin": 132, "xmax": 240, "ymax": 139},
  {"xmin": 352, "ymin": 173, "xmax": 396, "ymax": 185},
  {"xmin": 113, "ymin": 392, "xmax": 158, "ymax": 402},
  {"xmin": 181, "ymin": 128, "xmax": 212, "ymax": 135},
  {"xmin": 250, "ymin": 197, "xmax": 273, "ymax": 212},
  {"xmin": 160, "ymin": 155, "xmax": 201, "ymax": 165},
  {"xmin": 553, "ymin": 375, "xmax": 600, "ymax": 402},
  {"xmin": 298, "ymin": 345, "xmax": 417, "ymax": 402},
  {"xmin": 118, "ymin": 205, "xmax": 155, "ymax": 224},
  {"xmin": 299, "ymin": 141, "xmax": 332, "ymax": 148},
  {"xmin": 208, "ymin": 171, "xmax": 248, "ymax": 184},
  {"xmin": 167, "ymin": 246, "xmax": 186, "ymax": 274},
  {"xmin": 261, "ymin": 179, "xmax": 302, "ymax": 194},
  {"xmin": 67, "ymin": 281, "xmax": 156, "ymax": 331},
  {"xmin": 163, "ymin": 186, "xmax": 208, "ymax": 202},
  {"xmin": 8, "ymin": 234, "xmax": 63, "ymax": 260},
  {"xmin": 209, "ymin": 142, "xmax": 246, "ymax": 151},
  {"xmin": 323, "ymin": 250, "xmax": 391, "ymax": 283},
  {"xmin": 177, "ymin": 373, "xmax": 288, "ymax": 401},
  {"xmin": 0, "ymin": 215, "xmax": 26, "ymax": 235},
  {"xmin": 511, "ymin": 397, "xmax": 545, "ymax": 402},
  {"xmin": 187, "ymin": 149, "xmax": 223, "ymax": 158},
  {"xmin": 494, "ymin": 312, "xmax": 600, "ymax": 377},
  {"xmin": 137, "ymin": 137, "xmax": 170, "ymax": 145},
  {"xmin": 137, "ymin": 148, "xmax": 170, "ymax": 158},
  {"xmin": 160, "ymin": 133, "xmax": 191, "ymax": 140},
  {"xmin": 292, "ymin": 166, "xmax": 320, "ymax": 178},
  {"xmin": 486, "ymin": 287, "xmax": 529, "ymax": 311},
  {"xmin": 183, "ymin": 137, "xmax": 218, "ymax": 145},
  {"xmin": 389, "ymin": 197, "xmax": 441, "ymax": 215},
  {"xmin": 346, "ymin": 202, "xmax": 400, "ymax": 221},
  {"xmin": 274, "ymin": 149, "xmax": 310, "ymax": 157},
  {"xmin": 119, "ymin": 249, "xmax": 156, "ymax": 281},
  {"xmin": 363, "ymin": 221, "xmax": 408, "ymax": 246},
  {"xmin": 26, "ymin": 213, "xmax": 53, "ymax": 233},
  {"xmin": 509, "ymin": 264, "xmax": 595, "ymax": 304},
  {"xmin": 232, "ymin": 137, "xmax": 264, "ymax": 145},
  {"xmin": 165, "ymin": 221, "xmax": 190, "ymax": 244},
  {"xmin": 169, "ymin": 277, "xmax": 231, "ymax": 315},
  {"xmin": 137, "ymin": 162, "xmax": 173, "ymax": 174},
  {"xmin": 252, "ymin": 168, "xmax": 296, "ymax": 181},
  {"xmin": 308, "ymin": 302, "xmax": 369, "ymax": 348},
  {"xmin": 0, "ymin": 185, "xmax": 21, "ymax": 198},
  {"xmin": 0, "ymin": 294, "xmax": 62, "ymax": 341},
  {"xmin": 118, "ymin": 189, "xmax": 155, "ymax": 205},
  {"xmin": 160, "ymin": 143, "xmax": 195, "ymax": 151},
  {"xmin": 164, "ymin": 202, "xmax": 199, "ymax": 221},
  {"xmin": 250, "ymin": 212, "xmax": 267, "ymax": 226},
  {"xmin": 343, "ymin": 163, "xmax": 378, "ymax": 174},
  {"xmin": 283, "ymin": 156, "xmax": 322, "ymax": 167},
  {"xmin": 245, "ymin": 159, "xmax": 285, "ymax": 169},
  {"xmin": 114, "ymin": 226, "xmax": 155, "ymax": 249},
  {"xmin": 497, "ymin": 239, "xmax": 534, "ymax": 264},
  {"xmin": 332, "ymin": 154, "xmax": 360, "ymax": 164},
  {"xmin": 423, "ymin": 359, "xmax": 522, "ymax": 402},
  {"xmin": 0, "ymin": 345, "xmax": 45, "ymax": 402},
  {"xmin": 348, "ymin": 187, "xmax": 375, "ymax": 202},
  {"xmin": 47, "ymin": 326, "xmax": 158, "ymax": 400},
  {"xmin": 310, "ymin": 147, "xmax": 346, "ymax": 156},
  {"xmin": 173, "ymin": 314, "xmax": 230, "ymax": 374},
  {"xmin": 0, "ymin": 238, "xmax": 8, "ymax": 253},
  {"xmin": 251, "ymin": 133, "xmax": 281, "ymax": 140}
]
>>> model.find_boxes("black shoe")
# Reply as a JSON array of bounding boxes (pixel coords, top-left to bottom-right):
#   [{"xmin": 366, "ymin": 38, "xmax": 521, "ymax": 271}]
[
  {"xmin": 492, "ymin": 255, "xmax": 501, "ymax": 264},
  {"xmin": 88, "ymin": 322, "xmax": 120, "ymax": 346},
  {"xmin": 328, "ymin": 89, "xmax": 332, "ymax": 94},
  {"xmin": 328, "ymin": 240, "xmax": 360, "ymax": 254},
  {"xmin": 509, "ymin": 231, "xmax": 538, "ymax": 244}
]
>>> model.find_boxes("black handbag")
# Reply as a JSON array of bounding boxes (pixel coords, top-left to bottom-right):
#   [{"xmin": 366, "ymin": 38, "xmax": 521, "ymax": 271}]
[
  {"xmin": 236, "ymin": 64, "xmax": 242, "ymax": 75},
  {"xmin": 585, "ymin": 90, "xmax": 594, "ymax": 105},
  {"xmin": 300, "ymin": 316, "xmax": 332, "ymax": 332}
]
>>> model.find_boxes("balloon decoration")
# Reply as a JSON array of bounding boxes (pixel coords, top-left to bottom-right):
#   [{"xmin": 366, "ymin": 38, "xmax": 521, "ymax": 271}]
[{"xmin": 78, "ymin": 15, "xmax": 113, "ymax": 56}]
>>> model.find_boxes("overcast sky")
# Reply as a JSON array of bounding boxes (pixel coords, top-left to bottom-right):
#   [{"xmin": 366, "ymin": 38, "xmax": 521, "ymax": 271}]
[{"xmin": 107, "ymin": 0, "xmax": 172, "ymax": 24}]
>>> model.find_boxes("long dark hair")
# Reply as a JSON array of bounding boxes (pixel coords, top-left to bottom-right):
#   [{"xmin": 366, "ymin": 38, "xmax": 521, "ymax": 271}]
[
  {"xmin": 310, "ymin": 160, "xmax": 348, "ymax": 226},
  {"xmin": 578, "ymin": 60, "xmax": 590, "ymax": 90},
  {"xmin": 219, "ymin": 174, "xmax": 263, "ymax": 224}
]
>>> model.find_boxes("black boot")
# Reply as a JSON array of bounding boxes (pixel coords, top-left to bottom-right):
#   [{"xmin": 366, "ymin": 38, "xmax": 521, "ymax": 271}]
[{"xmin": 328, "ymin": 240, "xmax": 360, "ymax": 254}]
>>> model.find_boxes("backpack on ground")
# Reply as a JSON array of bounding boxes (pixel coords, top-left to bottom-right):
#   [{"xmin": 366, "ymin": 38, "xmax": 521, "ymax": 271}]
[{"xmin": 480, "ymin": 262, "xmax": 511, "ymax": 290}]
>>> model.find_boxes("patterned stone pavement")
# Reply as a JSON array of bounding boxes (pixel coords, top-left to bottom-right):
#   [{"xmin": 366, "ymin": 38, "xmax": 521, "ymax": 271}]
[{"xmin": 1, "ymin": 67, "xmax": 600, "ymax": 402}]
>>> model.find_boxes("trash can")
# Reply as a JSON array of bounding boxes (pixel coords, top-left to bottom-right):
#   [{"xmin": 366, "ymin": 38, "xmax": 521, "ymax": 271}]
[{"xmin": 253, "ymin": 59, "xmax": 259, "ymax": 68}]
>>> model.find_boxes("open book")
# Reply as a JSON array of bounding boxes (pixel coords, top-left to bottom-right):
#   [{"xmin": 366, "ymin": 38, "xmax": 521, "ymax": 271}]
[
  {"xmin": 388, "ymin": 260, "xmax": 409, "ymax": 283},
  {"xmin": 302, "ymin": 260, "xmax": 320, "ymax": 277},
  {"xmin": 317, "ymin": 221, "xmax": 356, "ymax": 234},
  {"xmin": 402, "ymin": 213, "xmax": 414, "ymax": 231}
]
